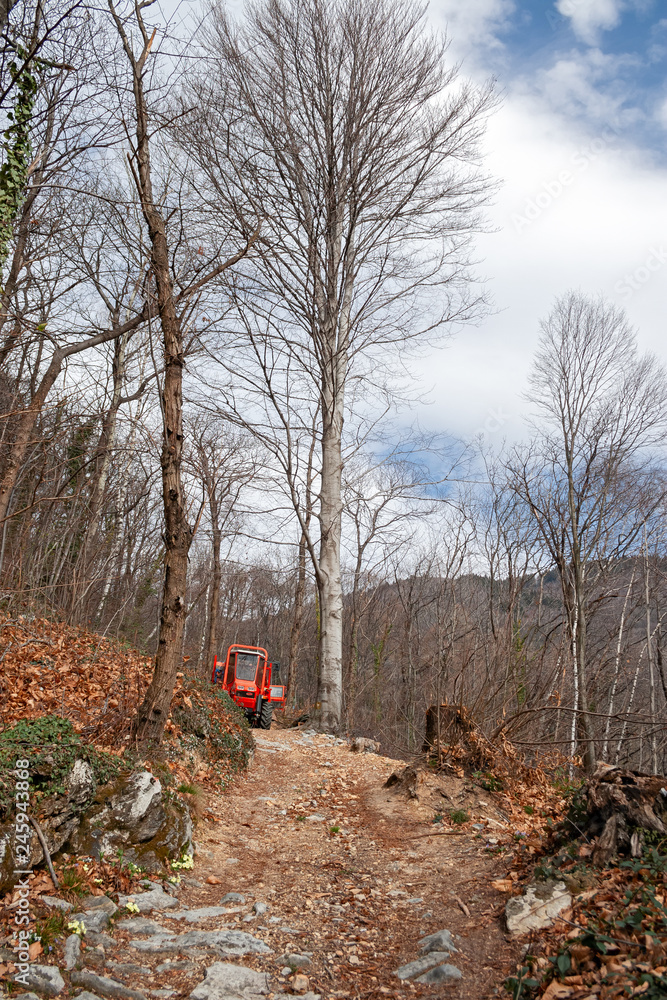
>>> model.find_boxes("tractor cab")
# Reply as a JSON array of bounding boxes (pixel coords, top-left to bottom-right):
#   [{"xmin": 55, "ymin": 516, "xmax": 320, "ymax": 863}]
[{"xmin": 212, "ymin": 644, "xmax": 286, "ymax": 729}]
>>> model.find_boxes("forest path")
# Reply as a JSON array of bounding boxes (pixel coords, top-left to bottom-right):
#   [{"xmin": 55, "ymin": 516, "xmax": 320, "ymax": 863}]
[{"xmin": 179, "ymin": 727, "xmax": 520, "ymax": 999}]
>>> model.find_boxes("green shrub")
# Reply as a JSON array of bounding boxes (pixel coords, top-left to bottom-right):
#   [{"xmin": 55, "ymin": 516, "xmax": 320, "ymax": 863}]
[
  {"xmin": 450, "ymin": 809, "xmax": 469, "ymax": 825},
  {"xmin": 0, "ymin": 715, "xmax": 131, "ymax": 819}
]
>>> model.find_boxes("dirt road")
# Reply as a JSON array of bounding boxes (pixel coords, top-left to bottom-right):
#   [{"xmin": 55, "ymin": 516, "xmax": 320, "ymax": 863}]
[{"xmin": 171, "ymin": 727, "xmax": 520, "ymax": 999}]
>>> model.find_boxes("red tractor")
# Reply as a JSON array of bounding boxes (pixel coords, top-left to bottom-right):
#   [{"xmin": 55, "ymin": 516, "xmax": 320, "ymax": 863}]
[{"xmin": 211, "ymin": 644, "xmax": 286, "ymax": 729}]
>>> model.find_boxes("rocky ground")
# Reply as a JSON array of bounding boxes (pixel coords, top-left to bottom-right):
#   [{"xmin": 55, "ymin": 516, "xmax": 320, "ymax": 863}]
[{"xmin": 10, "ymin": 727, "xmax": 525, "ymax": 1000}]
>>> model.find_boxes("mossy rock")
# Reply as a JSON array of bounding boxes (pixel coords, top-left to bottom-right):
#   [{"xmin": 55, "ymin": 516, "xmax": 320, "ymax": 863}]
[{"xmin": 68, "ymin": 770, "xmax": 192, "ymax": 872}]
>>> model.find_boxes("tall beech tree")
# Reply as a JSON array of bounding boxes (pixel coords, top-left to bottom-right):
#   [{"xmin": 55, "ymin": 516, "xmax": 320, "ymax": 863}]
[{"xmin": 187, "ymin": 0, "xmax": 495, "ymax": 731}]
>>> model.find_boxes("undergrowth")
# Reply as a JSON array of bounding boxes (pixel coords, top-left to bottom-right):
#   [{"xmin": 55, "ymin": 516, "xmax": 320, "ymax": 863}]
[{"xmin": 0, "ymin": 715, "xmax": 132, "ymax": 819}]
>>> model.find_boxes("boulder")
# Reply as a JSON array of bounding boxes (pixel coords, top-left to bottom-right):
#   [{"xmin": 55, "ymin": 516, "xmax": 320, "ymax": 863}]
[
  {"xmin": 64, "ymin": 933, "xmax": 81, "ymax": 971},
  {"xmin": 24, "ymin": 964, "xmax": 66, "ymax": 996},
  {"xmin": 279, "ymin": 953, "xmax": 311, "ymax": 969},
  {"xmin": 70, "ymin": 970, "xmax": 147, "ymax": 999},
  {"xmin": 505, "ymin": 880, "xmax": 572, "ymax": 936},
  {"xmin": 395, "ymin": 952, "xmax": 452, "ymax": 980},
  {"xmin": 130, "ymin": 929, "xmax": 271, "ymax": 957},
  {"xmin": 189, "ymin": 963, "xmax": 269, "ymax": 1000},
  {"xmin": 418, "ymin": 929, "xmax": 457, "ymax": 955},
  {"xmin": 0, "ymin": 759, "xmax": 97, "ymax": 890},
  {"xmin": 69, "ymin": 771, "xmax": 192, "ymax": 872},
  {"xmin": 163, "ymin": 907, "xmax": 232, "ymax": 923},
  {"xmin": 415, "ymin": 964, "xmax": 463, "ymax": 983},
  {"xmin": 81, "ymin": 895, "xmax": 119, "ymax": 916},
  {"xmin": 117, "ymin": 884, "xmax": 180, "ymax": 913},
  {"xmin": 115, "ymin": 917, "xmax": 172, "ymax": 936},
  {"xmin": 41, "ymin": 896, "xmax": 74, "ymax": 913},
  {"xmin": 70, "ymin": 909, "xmax": 111, "ymax": 933}
]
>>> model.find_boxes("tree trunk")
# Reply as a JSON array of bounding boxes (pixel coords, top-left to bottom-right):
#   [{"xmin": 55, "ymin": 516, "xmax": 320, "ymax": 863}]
[
  {"xmin": 203, "ymin": 504, "xmax": 222, "ymax": 676},
  {"xmin": 112, "ymin": 7, "xmax": 192, "ymax": 747},
  {"xmin": 287, "ymin": 527, "xmax": 307, "ymax": 708},
  {"xmin": 316, "ymin": 407, "xmax": 344, "ymax": 732}
]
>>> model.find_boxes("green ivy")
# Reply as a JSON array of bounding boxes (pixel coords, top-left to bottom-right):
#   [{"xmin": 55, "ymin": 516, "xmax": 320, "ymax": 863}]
[
  {"xmin": 0, "ymin": 715, "xmax": 133, "ymax": 819},
  {"xmin": 0, "ymin": 48, "xmax": 38, "ymax": 272}
]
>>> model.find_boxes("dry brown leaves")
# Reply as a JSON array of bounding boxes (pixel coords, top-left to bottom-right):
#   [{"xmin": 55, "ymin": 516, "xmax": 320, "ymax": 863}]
[{"xmin": 0, "ymin": 615, "xmax": 154, "ymax": 743}]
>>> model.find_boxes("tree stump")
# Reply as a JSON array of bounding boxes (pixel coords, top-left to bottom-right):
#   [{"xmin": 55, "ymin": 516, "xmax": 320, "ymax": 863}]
[
  {"xmin": 576, "ymin": 763, "xmax": 667, "ymax": 865},
  {"xmin": 422, "ymin": 703, "xmax": 474, "ymax": 754}
]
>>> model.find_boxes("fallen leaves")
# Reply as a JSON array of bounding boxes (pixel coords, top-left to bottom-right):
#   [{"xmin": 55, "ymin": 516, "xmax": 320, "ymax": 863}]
[{"xmin": 492, "ymin": 879, "xmax": 513, "ymax": 892}]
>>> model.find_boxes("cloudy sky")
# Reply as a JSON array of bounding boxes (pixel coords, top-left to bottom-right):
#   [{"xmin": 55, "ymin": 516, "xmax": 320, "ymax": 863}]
[
  {"xmin": 161, "ymin": 0, "xmax": 667, "ymax": 449},
  {"xmin": 409, "ymin": 0, "xmax": 667, "ymax": 446}
]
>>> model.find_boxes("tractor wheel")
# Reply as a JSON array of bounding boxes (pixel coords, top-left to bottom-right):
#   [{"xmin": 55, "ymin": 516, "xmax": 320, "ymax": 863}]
[{"xmin": 258, "ymin": 701, "xmax": 273, "ymax": 730}]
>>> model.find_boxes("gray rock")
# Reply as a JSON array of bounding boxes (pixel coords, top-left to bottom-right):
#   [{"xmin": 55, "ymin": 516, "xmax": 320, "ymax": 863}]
[
  {"xmin": 406, "ymin": 897, "xmax": 423, "ymax": 904},
  {"xmin": 252, "ymin": 902, "xmax": 267, "ymax": 915},
  {"xmin": 395, "ymin": 952, "xmax": 452, "ymax": 980},
  {"xmin": 280, "ymin": 967, "xmax": 291, "ymax": 976},
  {"xmin": 301, "ymin": 994, "xmax": 321, "ymax": 1000},
  {"xmin": 66, "ymin": 760, "xmax": 97, "ymax": 807},
  {"xmin": 24, "ymin": 965, "xmax": 66, "ymax": 996},
  {"xmin": 128, "ymin": 936, "xmax": 185, "ymax": 955},
  {"xmin": 74, "ymin": 994, "xmax": 106, "ymax": 1000},
  {"xmin": 108, "ymin": 962, "xmax": 152, "ymax": 977},
  {"xmin": 83, "ymin": 946, "xmax": 107, "ymax": 969},
  {"xmin": 131, "ymin": 930, "xmax": 271, "ymax": 958},
  {"xmin": 69, "ymin": 771, "xmax": 192, "ymax": 875},
  {"xmin": 64, "ymin": 933, "xmax": 82, "ymax": 971},
  {"xmin": 242, "ymin": 914, "xmax": 255, "ymax": 923},
  {"xmin": 150, "ymin": 992, "xmax": 177, "ymax": 998},
  {"xmin": 111, "ymin": 772, "xmax": 165, "ymax": 841},
  {"xmin": 219, "ymin": 894, "xmax": 245, "ymax": 905},
  {"xmin": 11, "ymin": 994, "xmax": 41, "ymax": 1000},
  {"xmin": 279, "ymin": 953, "xmax": 311, "ymax": 969},
  {"xmin": 184, "ymin": 879, "xmax": 204, "ymax": 888},
  {"xmin": 418, "ymin": 929, "xmax": 457, "ymax": 955},
  {"xmin": 505, "ymin": 880, "xmax": 572, "ymax": 937},
  {"xmin": 116, "ymin": 918, "xmax": 172, "ymax": 936},
  {"xmin": 86, "ymin": 933, "xmax": 117, "ymax": 948},
  {"xmin": 81, "ymin": 896, "xmax": 119, "ymax": 917},
  {"xmin": 189, "ymin": 962, "xmax": 270, "ymax": 999},
  {"xmin": 118, "ymin": 885, "xmax": 180, "ymax": 913},
  {"xmin": 41, "ymin": 895, "xmax": 74, "ymax": 913},
  {"xmin": 415, "ymin": 963, "xmax": 463, "ymax": 983},
  {"xmin": 71, "ymin": 909, "xmax": 110, "ymax": 933},
  {"xmin": 163, "ymin": 907, "xmax": 231, "ymax": 923},
  {"xmin": 71, "ymin": 970, "xmax": 147, "ymax": 999}
]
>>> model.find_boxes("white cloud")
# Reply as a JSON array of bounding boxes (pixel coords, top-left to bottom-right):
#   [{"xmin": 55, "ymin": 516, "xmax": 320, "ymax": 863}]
[
  {"xmin": 525, "ymin": 47, "xmax": 643, "ymax": 127},
  {"xmin": 436, "ymin": 0, "xmax": 516, "ymax": 65},
  {"xmin": 412, "ymin": 94, "xmax": 667, "ymax": 444},
  {"xmin": 554, "ymin": 0, "xmax": 651, "ymax": 46}
]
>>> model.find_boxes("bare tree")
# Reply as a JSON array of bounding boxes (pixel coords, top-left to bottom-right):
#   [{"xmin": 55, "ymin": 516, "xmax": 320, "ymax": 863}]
[
  {"xmin": 189, "ymin": 417, "xmax": 256, "ymax": 674},
  {"xmin": 508, "ymin": 293, "xmax": 667, "ymax": 771},
  {"xmin": 105, "ymin": 0, "xmax": 257, "ymax": 745},
  {"xmin": 185, "ymin": 0, "xmax": 495, "ymax": 731}
]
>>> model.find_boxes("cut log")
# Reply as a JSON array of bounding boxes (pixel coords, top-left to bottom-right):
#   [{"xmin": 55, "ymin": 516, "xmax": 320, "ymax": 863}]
[{"xmin": 575, "ymin": 763, "xmax": 667, "ymax": 865}]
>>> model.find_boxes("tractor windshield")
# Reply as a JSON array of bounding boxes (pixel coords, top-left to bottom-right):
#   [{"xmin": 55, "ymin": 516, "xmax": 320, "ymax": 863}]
[
  {"xmin": 271, "ymin": 662, "xmax": 282, "ymax": 684},
  {"xmin": 235, "ymin": 652, "xmax": 260, "ymax": 682}
]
